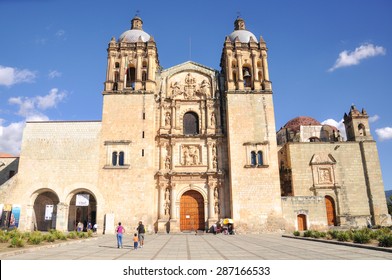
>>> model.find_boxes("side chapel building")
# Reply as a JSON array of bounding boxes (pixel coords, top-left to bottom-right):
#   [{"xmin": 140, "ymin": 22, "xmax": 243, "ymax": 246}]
[{"xmin": 0, "ymin": 16, "xmax": 390, "ymax": 233}]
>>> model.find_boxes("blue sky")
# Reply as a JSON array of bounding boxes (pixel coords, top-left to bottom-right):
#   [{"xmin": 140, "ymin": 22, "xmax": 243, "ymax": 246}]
[{"xmin": 0, "ymin": 0, "xmax": 391, "ymax": 190}]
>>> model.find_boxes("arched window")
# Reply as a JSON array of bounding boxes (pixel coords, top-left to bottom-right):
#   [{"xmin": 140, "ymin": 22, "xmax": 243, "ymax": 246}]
[
  {"xmin": 119, "ymin": 152, "xmax": 124, "ymax": 166},
  {"xmin": 257, "ymin": 151, "xmax": 263, "ymax": 165},
  {"xmin": 142, "ymin": 71, "xmax": 147, "ymax": 90},
  {"xmin": 251, "ymin": 151, "xmax": 257, "ymax": 166},
  {"xmin": 112, "ymin": 152, "xmax": 118, "ymax": 166},
  {"xmin": 115, "ymin": 62, "xmax": 120, "ymax": 69},
  {"xmin": 243, "ymin": 66, "xmax": 252, "ymax": 88},
  {"xmin": 358, "ymin": 123, "xmax": 366, "ymax": 136},
  {"xmin": 126, "ymin": 67, "xmax": 136, "ymax": 89},
  {"xmin": 183, "ymin": 112, "xmax": 199, "ymax": 135}
]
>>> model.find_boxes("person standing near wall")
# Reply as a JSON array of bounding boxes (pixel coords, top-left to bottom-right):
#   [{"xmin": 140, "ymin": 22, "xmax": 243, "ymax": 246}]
[{"xmin": 115, "ymin": 222, "xmax": 125, "ymax": 248}]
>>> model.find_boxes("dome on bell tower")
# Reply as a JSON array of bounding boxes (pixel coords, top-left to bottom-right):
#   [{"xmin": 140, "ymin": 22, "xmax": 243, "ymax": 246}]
[
  {"xmin": 119, "ymin": 16, "xmax": 151, "ymax": 43},
  {"xmin": 228, "ymin": 17, "xmax": 258, "ymax": 43}
]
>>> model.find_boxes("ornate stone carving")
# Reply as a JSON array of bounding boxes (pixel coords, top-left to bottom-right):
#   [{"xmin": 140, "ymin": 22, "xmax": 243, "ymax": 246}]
[
  {"xmin": 318, "ymin": 168, "xmax": 332, "ymax": 184},
  {"xmin": 210, "ymin": 112, "xmax": 216, "ymax": 127},
  {"xmin": 181, "ymin": 145, "xmax": 201, "ymax": 166},
  {"xmin": 164, "ymin": 188, "xmax": 170, "ymax": 216},
  {"xmin": 214, "ymin": 187, "xmax": 219, "ymax": 215},
  {"xmin": 165, "ymin": 112, "xmax": 171, "ymax": 127},
  {"xmin": 168, "ymin": 73, "xmax": 211, "ymax": 100},
  {"xmin": 165, "ymin": 156, "xmax": 171, "ymax": 169}
]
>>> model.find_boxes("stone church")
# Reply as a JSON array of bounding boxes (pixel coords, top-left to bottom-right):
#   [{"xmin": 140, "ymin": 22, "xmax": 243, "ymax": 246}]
[{"xmin": 0, "ymin": 16, "xmax": 390, "ymax": 233}]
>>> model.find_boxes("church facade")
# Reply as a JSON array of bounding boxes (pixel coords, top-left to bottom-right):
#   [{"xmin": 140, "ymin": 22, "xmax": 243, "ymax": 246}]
[{"xmin": 0, "ymin": 16, "xmax": 390, "ymax": 233}]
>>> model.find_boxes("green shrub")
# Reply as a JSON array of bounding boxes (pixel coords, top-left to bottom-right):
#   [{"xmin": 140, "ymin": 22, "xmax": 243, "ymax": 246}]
[
  {"xmin": 67, "ymin": 231, "xmax": 78, "ymax": 239},
  {"xmin": 87, "ymin": 230, "xmax": 93, "ymax": 237},
  {"xmin": 28, "ymin": 231, "xmax": 44, "ymax": 245},
  {"xmin": 303, "ymin": 230, "xmax": 313, "ymax": 237},
  {"xmin": 50, "ymin": 230, "xmax": 67, "ymax": 240},
  {"xmin": 378, "ymin": 234, "xmax": 392, "ymax": 247},
  {"xmin": 337, "ymin": 231, "xmax": 351, "ymax": 242},
  {"xmin": 293, "ymin": 231, "xmax": 300, "ymax": 236},
  {"xmin": 352, "ymin": 231, "xmax": 371, "ymax": 244},
  {"xmin": 327, "ymin": 230, "xmax": 339, "ymax": 239},
  {"xmin": 0, "ymin": 231, "xmax": 10, "ymax": 243},
  {"xmin": 311, "ymin": 231, "xmax": 322, "ymax": 239},
  {"xmin": 44, "ymin": 233, "xmax": 56, "ymax": 243},
  {"xmin": 8, "ymin": 229, "xmax": 22, "ymax": 239},
  {"xmin": 77, "ymin": 232, "xmax": 87, "ymax": 238},
  {"xmin": 9, "ymin": 236, "xmax": 25, "ymax": 248}
]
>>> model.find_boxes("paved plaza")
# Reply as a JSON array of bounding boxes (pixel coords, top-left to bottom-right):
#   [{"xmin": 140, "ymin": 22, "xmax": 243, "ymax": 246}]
[{"xmin": 1, "ymin": 233, "xmax": 392, "ymax": 260}]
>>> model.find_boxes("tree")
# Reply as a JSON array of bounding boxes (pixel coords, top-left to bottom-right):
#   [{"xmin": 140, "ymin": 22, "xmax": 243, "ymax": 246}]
[{"xmin": 388, "ymin": 195, "xmax": 392, "ymax": 215}]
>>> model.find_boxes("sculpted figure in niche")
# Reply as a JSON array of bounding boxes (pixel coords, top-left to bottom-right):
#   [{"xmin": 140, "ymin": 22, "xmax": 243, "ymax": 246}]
[
  {"xmin": 210, "ymin": 112, "xmax": 216, "ymax": 127},
  {"xmin": 165, "ymin": 112, "xmax": 171, "ymax": 127},
  {"xmin": 165, "ymin": 156, "xmax": 171, "ymax": 169},
  {"xmin": 164, "ymin": 188, "xmax": 170, "ymax": 216},
  {"xmin": 212, "ymin": 155, "xmax": 217, "ymax": 169},
  {"xmin": 214, "ymin": 201, "xmax": 219, "ymax": 215},
  {"xmin": 212, "ymin": 144, "xmax": 216, "ymax": 156}
]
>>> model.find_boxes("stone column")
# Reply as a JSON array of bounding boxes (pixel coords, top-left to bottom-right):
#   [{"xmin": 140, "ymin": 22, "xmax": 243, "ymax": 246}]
[
  {"xmin": 207, "ymin": 142, "xmax": 213, "ymax": 170},
  {"xmin": 55, "ymin": 202, "xmax": 69, "ymax": 232},
  {"xmin": 237, "ymin": 53, "xmax": 243, "ymax": 90},
  {"xmin": 169, "ymin": 183, "xmax": 180, "ymax": 232},
  {"xmin": 227, "ymin": 51, "xmax": 233, "ymax": 81},
  {"xmin": 262, "ymin": 52, "xmax": 270, "ymax": 81},
  {"xmin": 158, "ymin": 183, "xmax": 165, "ymax": 219},
  {"xmin": 207, "ymin": 182, "xmax": 216, "ymax": 228},
  {"xmin": 121, "ymin": 54, "xmax": 127, "ymax": 90}
]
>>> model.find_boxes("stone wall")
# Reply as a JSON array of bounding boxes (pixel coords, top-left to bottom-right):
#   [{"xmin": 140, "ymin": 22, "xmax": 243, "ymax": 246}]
[{"xmin": 281, "ymin": 196, "xmax": 328, "ymax": 232}]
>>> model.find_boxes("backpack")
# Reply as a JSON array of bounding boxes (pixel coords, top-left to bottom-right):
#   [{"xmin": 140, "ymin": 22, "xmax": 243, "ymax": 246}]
[{"xmin": 138, "ymin": 224, "xmax": 145, "ymax": 233}]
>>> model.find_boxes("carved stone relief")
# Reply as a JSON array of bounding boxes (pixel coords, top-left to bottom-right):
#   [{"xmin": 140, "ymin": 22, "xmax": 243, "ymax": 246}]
[
  {"xmin": 181, "ymin": 145, "xmax": 201, "ymax": 166},
  {"xmin": 169, "ymin": 72, "xmax": 211, "ymax": 100}
]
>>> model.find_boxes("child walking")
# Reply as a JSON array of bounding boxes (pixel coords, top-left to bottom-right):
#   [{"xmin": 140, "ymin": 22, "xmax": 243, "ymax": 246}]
[{"xmin": 133, "ymin": 233, "xmax": 139, "ymax": 250}]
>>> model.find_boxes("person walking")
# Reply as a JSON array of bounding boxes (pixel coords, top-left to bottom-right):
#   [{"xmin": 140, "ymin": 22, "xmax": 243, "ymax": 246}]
[
  {"xmin": 133, "ymin": 233, "xmax": 139, "ymax": 250},
  {"xmin": 136, "ymin": 221, "xmax": 145, "ymax": 248},
  {"xmin": 115, "ymin": 222, "xmax": 125, "ymax": 248}
]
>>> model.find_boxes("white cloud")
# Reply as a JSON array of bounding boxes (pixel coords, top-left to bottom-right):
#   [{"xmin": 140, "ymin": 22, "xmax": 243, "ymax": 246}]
[
  {"xmin": 0, "ymin": 88, "xmax": 67, "ymax": 155},
  {"xmin": 0, "ymin": 65, "xmax": 36, "ymax": 86},
  {"xmin": 8, "ymin": 88, "xmax": 66, "ymax": 119},
  {"xmin": 48, "ymin": 70, "xmax": 62, "ymax": 79},
  {"xmin": 55, "ymin": 29, "xmax": 65, "ymax": 38},
  {"xmin": 375, "ymin": 127, "xmax": 392, "ymax": 141},
  {"xmin": 328, "ymin": 43, "xmax": 386, "ymax": 72},
  {"xmin": 369, "ymin": 114, "xmax": 380, "ymax": 123},
  {"xmin": 36, "ymin": 88, "xmax": 66, "ymax": 110},
  {"xmin": 321, "ymin": 118, "xmax": 347, "ymax": 140},
  {"xmin": 0, "ymin": 121, "xmax": 25, "ymax": 156}
]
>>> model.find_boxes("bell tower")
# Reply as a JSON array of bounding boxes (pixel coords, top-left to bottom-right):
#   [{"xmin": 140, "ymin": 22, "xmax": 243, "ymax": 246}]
[
  {"xmin": 221, "ymin": 18, "xmax": 282, "ymax": 232},
  {"xmin": 104, "ymin": 16, "xmax": 159, "ymax": 93},
  {"xmin": 99, "ymin": 16, "xmax": 159, "ymax": 228},
  {"xmin": 220, "ymin": 17, "xmax": 271, "ymax": 91},
  {"xmin": 344, "ymin": 105, "xmax": 373, "ymax": 141}
]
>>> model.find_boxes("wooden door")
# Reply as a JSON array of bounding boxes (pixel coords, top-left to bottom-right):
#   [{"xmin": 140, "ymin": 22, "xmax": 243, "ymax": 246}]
[
  {"xmin": 325, "ymin": 196, "xmax": 336, "ymax": 226},
  {"xmin": 180, "ymin": 190, "xmax": 204, "ymax": 231},
  {"xmin": 297, "ymin": 214, "xmax": 307, "ymax": 231}
]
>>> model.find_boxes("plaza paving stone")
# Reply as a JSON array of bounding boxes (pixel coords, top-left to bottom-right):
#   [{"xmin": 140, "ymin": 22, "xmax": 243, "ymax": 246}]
[{"xmin": 1, "ymin": 233, "xmax": 391, "ymax": 260}]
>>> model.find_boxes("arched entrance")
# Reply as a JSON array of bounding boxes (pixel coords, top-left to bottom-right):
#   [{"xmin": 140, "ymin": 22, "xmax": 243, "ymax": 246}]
[
  {"xmin": 297, "ymin": 214, "xmax": 307, "ymax": 231},
  {"xmin": 33, "ymin": 191, "xmax": 60, "ymax": 231},
  {"xmin": 325, "ymin": 196, "xmax": 337, "ymax": 226},
  {"xmin": 180, "ymin": 190, "xmax": 205, "ymax": 231},
  {"xmin": 67, "ymin": 191, "xmax": 97, "ymax": 231}
]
